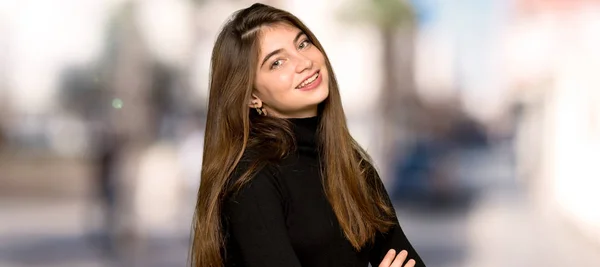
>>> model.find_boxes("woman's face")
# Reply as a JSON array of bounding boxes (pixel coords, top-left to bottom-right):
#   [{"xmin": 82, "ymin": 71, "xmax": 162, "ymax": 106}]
[{"xmin": 252, "ymin": 23, "xmax": 329, "ymax": 118}]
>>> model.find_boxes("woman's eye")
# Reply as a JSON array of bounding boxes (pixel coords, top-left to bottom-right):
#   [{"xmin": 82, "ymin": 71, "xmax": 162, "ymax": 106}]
[
  {"xmin": 299, "ymin": 39, "xmax": 311, "ymax": 49},
  {"xmin": 270, "ymin": 59, "xmax": 283, "ymax": 69}
]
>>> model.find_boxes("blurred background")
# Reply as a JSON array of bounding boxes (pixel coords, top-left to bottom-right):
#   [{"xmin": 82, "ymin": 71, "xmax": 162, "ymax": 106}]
[{"xmin": 1, "ymin": 0, "xmax": 600, "ymax": 266}]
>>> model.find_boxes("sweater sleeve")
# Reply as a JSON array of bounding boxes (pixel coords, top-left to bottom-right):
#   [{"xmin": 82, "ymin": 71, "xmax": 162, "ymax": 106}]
[
  {"xmin": 368, "ymin": 171, "xmax": 427, "ymax": 267},
  {"xmin": 222, "ymin": 164, "xmax": 303, "ymax": 267}
]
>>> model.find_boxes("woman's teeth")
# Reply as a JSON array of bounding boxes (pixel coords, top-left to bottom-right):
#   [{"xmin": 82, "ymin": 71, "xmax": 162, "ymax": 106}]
[{"xmin": 297, "ymin": 73, "xmax": 319, "ymax": 89}]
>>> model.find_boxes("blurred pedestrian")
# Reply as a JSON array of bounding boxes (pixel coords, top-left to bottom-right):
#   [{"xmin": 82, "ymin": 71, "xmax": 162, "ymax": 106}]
[
  {"xmin": 0, "ymin": 124, "xmax": 5, "ymax": 149},
  {"xmin": 89, "ymin": 124, "xmax": 121, "ymax": 259}
]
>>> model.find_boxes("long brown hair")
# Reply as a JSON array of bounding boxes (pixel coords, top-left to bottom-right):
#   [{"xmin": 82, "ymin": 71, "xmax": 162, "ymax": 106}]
[{"xmin": 191, "ymin": 3, "xmax": 395, "ymax": 267}]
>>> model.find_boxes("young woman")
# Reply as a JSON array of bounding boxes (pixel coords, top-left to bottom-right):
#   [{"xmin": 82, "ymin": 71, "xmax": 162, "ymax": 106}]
[{"xmin": 191, "ymin": 3, "xmax": 426, "ymax": 267}]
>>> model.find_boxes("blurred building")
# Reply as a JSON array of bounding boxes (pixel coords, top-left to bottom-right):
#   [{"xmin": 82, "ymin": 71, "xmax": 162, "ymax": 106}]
[{"xmin": 504, "ymin": 0, "xmax": 600, "ymax": 246}]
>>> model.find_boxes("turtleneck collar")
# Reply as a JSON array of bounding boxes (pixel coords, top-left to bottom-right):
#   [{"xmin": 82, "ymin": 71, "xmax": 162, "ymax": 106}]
[{"xmin": 287, "ymin": 116, "xmax": 319, "ymax": 150}]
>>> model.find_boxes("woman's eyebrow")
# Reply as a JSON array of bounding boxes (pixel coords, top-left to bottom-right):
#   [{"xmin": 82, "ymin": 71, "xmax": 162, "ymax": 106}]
[{"xmin": 260, "ymin": 31, "xmax": 305, "ymax": 67}]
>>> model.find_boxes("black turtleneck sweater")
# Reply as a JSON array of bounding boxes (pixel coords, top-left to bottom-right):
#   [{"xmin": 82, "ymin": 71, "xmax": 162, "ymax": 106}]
[{"xmin": 222, "ymin": 117, "xmax": 426, "ymax": 267}]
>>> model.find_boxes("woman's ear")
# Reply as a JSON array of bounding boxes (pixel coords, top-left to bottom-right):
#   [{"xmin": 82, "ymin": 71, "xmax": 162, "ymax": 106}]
[
  {"xmin": 248, "ymin": 93, "xmax": 267, "ymax": 116},
  {"xmin": 248, "ymin": 93, "xmax": 263, "ymax": 109}
]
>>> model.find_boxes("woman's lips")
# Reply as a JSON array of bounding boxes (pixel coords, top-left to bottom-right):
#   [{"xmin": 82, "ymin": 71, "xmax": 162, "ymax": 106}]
[{"xmin": 296, "ymin": 71, "xmax": 322, "ymax": 91}]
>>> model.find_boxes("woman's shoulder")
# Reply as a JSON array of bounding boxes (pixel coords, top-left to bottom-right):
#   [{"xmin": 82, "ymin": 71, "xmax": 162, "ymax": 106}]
[
  {"xmin": 226, "ymin": 148, "xmax": 282, "ymax": 196},
  {"xmin": 223, "ymin": 150, "xmax": 287, "ymax": 217},
  {"xmin": 233, "ymin": 147, "xmax": 278, "ymax": 174}
]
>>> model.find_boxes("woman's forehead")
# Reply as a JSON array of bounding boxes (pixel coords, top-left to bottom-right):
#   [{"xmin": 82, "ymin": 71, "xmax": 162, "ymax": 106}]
[
  {"xmin": 258, "ymin": 23, "xmax": 301, "ymax": 46},
  {"xmin": 260, "ymin": 22, "xmax": 298, "ymax": 33}
]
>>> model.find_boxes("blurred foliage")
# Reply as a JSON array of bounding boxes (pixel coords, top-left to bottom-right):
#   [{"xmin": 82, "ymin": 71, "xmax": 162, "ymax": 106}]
[{"xmin": 337, "ymin": 0, "xmax": 415, "ymax": 29}]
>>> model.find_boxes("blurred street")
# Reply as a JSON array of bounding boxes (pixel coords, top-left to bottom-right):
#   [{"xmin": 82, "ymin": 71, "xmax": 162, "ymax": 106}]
[{"xmin": 2, "ymin": 142, "xmax": 600, "ymax": 267}]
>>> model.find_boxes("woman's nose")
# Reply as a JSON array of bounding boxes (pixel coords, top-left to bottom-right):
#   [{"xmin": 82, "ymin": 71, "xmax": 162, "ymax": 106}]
[{"xmin": 295, "ymin": 56, "xmax": 313, "ymax": 72}]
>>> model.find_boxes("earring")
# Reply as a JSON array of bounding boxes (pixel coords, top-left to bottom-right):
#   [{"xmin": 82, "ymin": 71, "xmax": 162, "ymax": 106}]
[
  {"xmin": 253, "ymin": 102, "xmax": 267, "ymax": 116},
  {"xmin": 255, "ymin": 104, "xmax": 263, "ymax": 115}
]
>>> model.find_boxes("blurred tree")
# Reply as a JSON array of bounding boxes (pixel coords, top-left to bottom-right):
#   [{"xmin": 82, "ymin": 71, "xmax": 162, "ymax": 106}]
[
  {"xmin": 103, "ymin": 1, "xmax": 155, "ymax": 143},
  {"xmin": 58, "ymin": 65, "xmax": 108, "ymax": 122},
  {"xmin": 92, "ymin": 3, "xmax": 156, "ymax": 263},
  {"xmin": 55, "ymin": 2, "xmax": 155, "ymax": 261},
  {"xmin": 339, "ymin": 0, "xmax": 414, "ymax": 28},
  {"xmin": 338, "ymin": 0, "xmax": 417, "ymax": 177}
]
